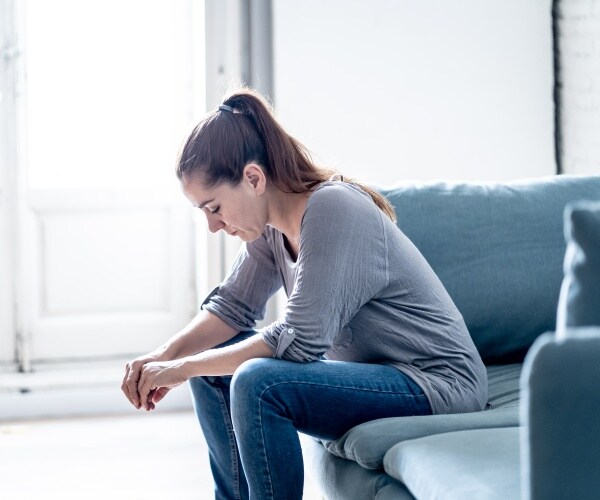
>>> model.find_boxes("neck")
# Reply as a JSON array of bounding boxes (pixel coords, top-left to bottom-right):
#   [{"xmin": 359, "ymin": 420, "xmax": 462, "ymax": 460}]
[{"xmin": 267, "ymin": 188, "xmax": 313, "ymax": 245}]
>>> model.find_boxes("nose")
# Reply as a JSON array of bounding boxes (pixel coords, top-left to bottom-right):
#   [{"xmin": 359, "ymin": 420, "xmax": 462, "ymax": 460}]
[{"xmin": 207, "ymin": 215, "xmax": 225, "ymax": 234}]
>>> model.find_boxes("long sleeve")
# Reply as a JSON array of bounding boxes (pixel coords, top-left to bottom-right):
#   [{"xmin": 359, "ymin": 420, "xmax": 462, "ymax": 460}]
[
  {"xmin": 260, "ymin": 183, "xmax": 389, "ymax": 361},
  {"xmin": 202, "ymin": 232, "xmax": 283, "ymax": 332}
]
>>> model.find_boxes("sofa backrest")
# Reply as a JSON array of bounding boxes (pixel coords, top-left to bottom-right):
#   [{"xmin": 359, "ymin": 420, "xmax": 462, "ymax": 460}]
[{"xmin": 380, "ymin": 175, "xmax": 600, "ymax": 363}]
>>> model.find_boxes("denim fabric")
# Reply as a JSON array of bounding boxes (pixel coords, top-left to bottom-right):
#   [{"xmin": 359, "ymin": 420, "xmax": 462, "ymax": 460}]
[{"xmin": 188, "ymin": 331, "xmax": 432, "ymax": 500}]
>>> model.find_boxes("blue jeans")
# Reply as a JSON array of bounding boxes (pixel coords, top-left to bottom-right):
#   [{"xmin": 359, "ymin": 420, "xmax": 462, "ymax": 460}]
[{"xmin": 188, "ymin": 331, "xmax": 432, "ymax": 500}]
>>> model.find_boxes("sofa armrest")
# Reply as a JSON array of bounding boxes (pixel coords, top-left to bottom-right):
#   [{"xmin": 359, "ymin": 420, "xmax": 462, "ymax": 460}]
[{"xmin": 520, "ymin": 329, "xmax": 600, "ymax": 500}]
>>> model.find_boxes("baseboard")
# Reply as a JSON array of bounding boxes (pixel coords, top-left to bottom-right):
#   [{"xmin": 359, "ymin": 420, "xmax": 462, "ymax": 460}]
[{"xmin": 0, "ymin": 361, "xmax": 193, "ymax": 421}]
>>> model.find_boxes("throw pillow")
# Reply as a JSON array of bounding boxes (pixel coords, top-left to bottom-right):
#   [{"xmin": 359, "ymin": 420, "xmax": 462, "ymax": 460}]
[{"xmin": 556, "ymin": 201, "xmax": 600, "ymax": 337}]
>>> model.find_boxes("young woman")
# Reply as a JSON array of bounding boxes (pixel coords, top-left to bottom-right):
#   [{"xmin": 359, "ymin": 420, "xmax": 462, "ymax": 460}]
[{"xmin": 121, "ymin": 88, "xmax": 487, "ymax": 500}]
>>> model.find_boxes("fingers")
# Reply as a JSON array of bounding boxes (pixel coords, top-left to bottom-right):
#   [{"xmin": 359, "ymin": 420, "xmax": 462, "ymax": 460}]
[
  {"xmin": 122, "ymin": 361, "xmax": 143, "ymax": 409},
  {"xmin": 147, "ymin": 389, "xmax": 157, "ymax": 411},
  {"xmin": 152, "ymin": 387, "xmax": 171, "ymax": 405},
  {"xmin": 121, "ymin": 363, "xmax": 136, "ymax": 407},
  {"xmin": 122, "ymin": 358, "xmax": 173, "ymax": 411},
  {"xmin": 138, "ymin": 366, "xmax": 156, "ymax": 411},
  {"xmin": 143, "ymin": 387, "xmax": 171, "ymax": 411}
]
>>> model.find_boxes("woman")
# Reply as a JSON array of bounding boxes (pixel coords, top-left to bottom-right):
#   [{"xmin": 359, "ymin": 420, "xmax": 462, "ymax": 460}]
[{"xmin": 121, "ymin": 88, "xmax": 487, "ymax": 500}]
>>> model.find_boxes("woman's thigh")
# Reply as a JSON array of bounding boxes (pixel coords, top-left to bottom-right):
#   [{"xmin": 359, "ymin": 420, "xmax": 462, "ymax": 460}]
[{"xmin": 231, "ymin": 358, "xmax": 432, "ymax": 441}]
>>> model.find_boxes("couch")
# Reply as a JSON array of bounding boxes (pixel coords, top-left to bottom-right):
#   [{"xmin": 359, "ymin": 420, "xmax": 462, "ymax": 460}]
[{"xmin": 304, "ymin": 174, "xmax": 600, "ymax": 500}]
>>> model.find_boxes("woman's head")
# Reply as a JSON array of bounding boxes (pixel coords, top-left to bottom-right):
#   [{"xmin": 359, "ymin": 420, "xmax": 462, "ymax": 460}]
[
  {"xmin": 181, "ymin": 161, "xmax": 272, "ymax": 242},
  {"xmin": 176, "ymin": 88, "xmax": 321, "ymax": 193},
  {"xmin": 176, "ymin": 87, "xmax": 397, "ymax": 230}
]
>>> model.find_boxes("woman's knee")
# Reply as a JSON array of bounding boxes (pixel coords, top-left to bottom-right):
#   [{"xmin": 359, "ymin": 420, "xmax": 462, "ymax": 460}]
[
  {"xmin": 230, "ymin": 358, "xmax": 281, "ymax": 431},
  {"xmin": 231, "ymin": 358, "xmax": 277, "ymax": 399}
]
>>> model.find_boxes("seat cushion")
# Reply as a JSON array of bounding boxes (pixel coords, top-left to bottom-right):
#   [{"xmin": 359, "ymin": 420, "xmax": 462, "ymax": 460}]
[
  {"xmin": 380, "ymin": 175, "xmax": 600, "ymax": 362},
  {"xmin": 320, "ymin": 364, "xmax": 521, "ymax": 469},
  {"xmin": 486, "ymin": 363, "xmax": 521, "ymax": 409},
  {"xmin": 301, "ymin": 435, "xmax": 415, "ymax": 500},
  {"xmin": 384, "ymin": 427, "xmax": 521, "ymax": 500}
]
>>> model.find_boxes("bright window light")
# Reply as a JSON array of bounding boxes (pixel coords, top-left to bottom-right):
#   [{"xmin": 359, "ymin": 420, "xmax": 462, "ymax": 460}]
[{"xmin": 23, "ymin": 0, "xmax": 198, "ymax": 189}]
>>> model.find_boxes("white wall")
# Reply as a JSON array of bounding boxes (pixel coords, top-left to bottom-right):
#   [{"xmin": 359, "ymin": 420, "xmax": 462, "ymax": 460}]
[
  {"xmin": 558, "ymin": 0, "xmax": 600, "ymax": 175},
  {"xmin": 273, "ymin": 0, "xmax": 555, "ymax": 185}
]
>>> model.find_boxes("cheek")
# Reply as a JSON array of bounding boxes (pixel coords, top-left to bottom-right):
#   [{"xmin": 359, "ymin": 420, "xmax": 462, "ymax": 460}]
[{"xmin": 237, "ymin": 200, "xmax": 262, "ymax": 227}]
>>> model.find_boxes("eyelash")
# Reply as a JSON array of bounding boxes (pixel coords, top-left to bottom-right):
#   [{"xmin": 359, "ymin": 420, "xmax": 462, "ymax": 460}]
[{"xmin": 210, "ymin": 206, "xmax": 220, "ymax": 214}]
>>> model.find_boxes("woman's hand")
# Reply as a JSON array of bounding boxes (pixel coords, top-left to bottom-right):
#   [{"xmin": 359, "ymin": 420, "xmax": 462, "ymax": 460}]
[
  {"xmin": 122, "ymin": 351, "xmax": 167, "ymax": 410},
  {"xmin": 137, "ymin": 359, "xmax": 190, "ymax": 411}
]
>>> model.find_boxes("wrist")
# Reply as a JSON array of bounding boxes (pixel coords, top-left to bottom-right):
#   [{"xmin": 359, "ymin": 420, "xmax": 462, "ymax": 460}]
[
  {"xmin": 160, "ymin": 332, "xmax": 193, "ymax": 360},
  {"xmin": 153, "ymin": 343, "xmax": 172, "ymax": 361},
  {"xmin": 180, "ymin": 355, "xmax": 200, "ymax": 379}
]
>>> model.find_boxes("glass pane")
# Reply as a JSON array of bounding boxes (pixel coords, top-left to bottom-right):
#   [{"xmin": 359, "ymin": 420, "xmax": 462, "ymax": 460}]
[{"xmin": 23, "ymin": 0, "xmax": 200, "ymax": 189}]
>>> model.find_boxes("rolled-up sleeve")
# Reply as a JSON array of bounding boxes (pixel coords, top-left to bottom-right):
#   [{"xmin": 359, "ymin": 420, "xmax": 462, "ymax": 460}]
[
  {"xmin": 260, "ymin": 185, "xmax": 389, "ymax": 361},
  {"xmin": 202, "ymin": 232, "xmax": 282, "ymax": 332}
]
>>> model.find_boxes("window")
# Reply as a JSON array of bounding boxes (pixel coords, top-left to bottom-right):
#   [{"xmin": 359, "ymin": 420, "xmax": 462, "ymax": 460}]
[{"xmin": 1, "ymin": 0, "xmax": 204, "ymax": 370}]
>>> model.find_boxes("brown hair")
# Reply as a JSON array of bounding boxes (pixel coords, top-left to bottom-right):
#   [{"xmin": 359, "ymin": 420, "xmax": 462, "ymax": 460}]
[{"xmin": 175, "ymin": 87, "xmax": 396, "ymax": 223}]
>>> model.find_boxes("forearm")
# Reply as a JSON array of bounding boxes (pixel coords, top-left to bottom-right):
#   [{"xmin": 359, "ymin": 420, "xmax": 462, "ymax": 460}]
[
  {"xmin": 159, "ymin": 310, "xmax": 239, "ymax": 360},
  {"xmin": 182, "ymin": 333, "xmax": 274, "ymax": 377}
]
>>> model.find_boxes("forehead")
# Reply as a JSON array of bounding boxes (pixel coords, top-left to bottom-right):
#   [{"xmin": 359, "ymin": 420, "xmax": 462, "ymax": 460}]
[{"xmin": 181, "ymin": 177, "xmax": 235, "ymax": 206}]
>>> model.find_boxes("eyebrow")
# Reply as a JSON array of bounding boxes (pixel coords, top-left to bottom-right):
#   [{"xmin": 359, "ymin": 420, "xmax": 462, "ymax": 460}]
[{"xmin": 196, "ymin": 199, "xmax": 215, "ymax": 209}]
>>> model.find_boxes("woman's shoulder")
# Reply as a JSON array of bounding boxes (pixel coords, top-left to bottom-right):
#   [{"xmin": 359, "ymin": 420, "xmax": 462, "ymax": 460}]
[
  {"xmin": 300, "ymin": 180, "xmax": 385, "ymax": 241},
  {"xmin": 307, "ymin": 180, "xmax": 374, "ymax": 212},
  {"xmin": 297, "ymin": 181, "xmax": 389, "ymax": 265}
]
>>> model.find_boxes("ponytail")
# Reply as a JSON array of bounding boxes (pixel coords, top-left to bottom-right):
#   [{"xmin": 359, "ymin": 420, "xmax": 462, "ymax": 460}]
[
  {"xmin": 220, "ymin": 90, "xmax": 322, "ymax": 193},
  {"xmin": 176, "ymin": 87, "xmax": 397, "ymax": 223}
]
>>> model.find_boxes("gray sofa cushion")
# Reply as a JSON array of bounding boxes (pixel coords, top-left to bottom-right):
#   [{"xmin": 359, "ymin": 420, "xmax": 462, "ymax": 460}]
[
  {"xmin": 321, "ymin": 364, "xmax": 521, "ymax": 469},
  {"xmin": 380, "ymin": 175, "xmax": 600, "ymax": 362},
  {"xmin": 485, "ymin": 363, "xmax": 522, "ymax": 409},
  {"xmin": 384, "ymin": 427, "xmax": 521, "ymax": 500},
  {"xmin": 302, "ymin": 435, "xmax": 415, "ymax": 500},
  {"xmin": 521, "ymin": 329, "xmax": 600, "ymax": 500},
  {"xmin": 557, "ymin": 201, "xmax": 600, "ymax": 331}
]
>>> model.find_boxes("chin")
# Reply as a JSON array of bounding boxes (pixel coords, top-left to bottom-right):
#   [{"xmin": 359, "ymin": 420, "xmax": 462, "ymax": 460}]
[{"xmin": 241, "ymin": 231, "xmax": 261, "ymax": 243}]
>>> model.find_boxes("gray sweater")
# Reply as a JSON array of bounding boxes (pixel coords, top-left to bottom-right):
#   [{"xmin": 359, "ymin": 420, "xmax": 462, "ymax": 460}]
[{"xmin": 203, "ymin": 181, "xmax": 488, "ymax": 414}]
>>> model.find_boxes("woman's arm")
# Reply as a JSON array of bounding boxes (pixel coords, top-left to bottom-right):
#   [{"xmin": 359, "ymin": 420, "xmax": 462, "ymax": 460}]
[
  {"xmin": 121, "ymin": 310, "xmax": 239, "ymax": 409},
  {"xmin": 160, "ymin": 309, "xmax": 239, "ymax": 359},
  {"xmin": 123, "ymin": 232, "xmax": 282, "ymax": 410},
  {"xmin": 136, "ymin": 333, "xmax": 274, "ymax": 410}
]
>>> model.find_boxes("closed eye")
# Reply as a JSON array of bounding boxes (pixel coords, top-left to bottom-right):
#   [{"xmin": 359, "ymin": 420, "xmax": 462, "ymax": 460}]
[{"xmin": 210, "ymin": 206, "xmax": 220, "ymax": 215}]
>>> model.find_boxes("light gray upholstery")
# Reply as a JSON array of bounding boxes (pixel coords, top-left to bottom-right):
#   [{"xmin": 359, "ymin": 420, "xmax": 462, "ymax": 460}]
[
  {"xmin": 321, "ymin": 364, "xmax": 521, "ymax": 469},
  {"xmin": 302, "ymin": 436, "xmax": 415, "ymax": 500},
  {"xmin": 308, "ymin": 176, "xmax": 600, "ymax": 500},
  {"xmin": 384, "ymin": 427, "xmax": 521, "ymax": 500},
  {"xmin": 556, "ymin": 201, "xmax": 600, "ymax": 331},
  {"xmin": 521, "ymin": 328, "xmax": 600, "ymax": 500},
  {"xmin": 382, "ymin": 176, "xmax": 600, "ymax": 362}
]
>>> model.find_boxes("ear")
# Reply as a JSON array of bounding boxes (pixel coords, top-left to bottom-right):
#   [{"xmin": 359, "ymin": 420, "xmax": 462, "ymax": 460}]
[{"xmin": 243, "ymin": 163, "xmax": 267, "ymax": 195}]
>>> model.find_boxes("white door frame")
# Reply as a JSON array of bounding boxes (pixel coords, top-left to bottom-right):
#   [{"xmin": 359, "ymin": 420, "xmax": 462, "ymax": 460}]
[{"xmin": 0, "ymin": 0, "xmax": 19, "ymax": 367}]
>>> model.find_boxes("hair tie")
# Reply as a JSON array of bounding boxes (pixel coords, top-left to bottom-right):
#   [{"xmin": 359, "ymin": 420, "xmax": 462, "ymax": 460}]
[{"xmin": 219, "ymin": 104, "xmax": 234, "ymax": 113}]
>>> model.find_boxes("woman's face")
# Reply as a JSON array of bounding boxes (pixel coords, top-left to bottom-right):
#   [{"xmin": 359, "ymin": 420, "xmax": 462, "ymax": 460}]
[{"xmin": 180, "ymin": 164, "xmax": 268, "ymax": 242}]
